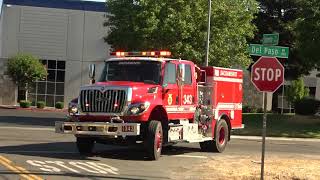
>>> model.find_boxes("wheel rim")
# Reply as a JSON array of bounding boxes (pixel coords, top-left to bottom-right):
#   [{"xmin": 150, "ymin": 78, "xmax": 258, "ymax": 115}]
[
  {"xmin": 155, "ymin": 128, "xmax": 162, "ymax": 152},
  {"xmin": 219, "ymin": 127, "xmax": 225, "ymax": 145}
]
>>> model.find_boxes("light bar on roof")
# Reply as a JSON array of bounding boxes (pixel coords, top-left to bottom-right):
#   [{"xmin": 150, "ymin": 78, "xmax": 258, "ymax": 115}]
[{"xmin": 110, "ymin": 51, "xmax": 172, "ymax": 57}]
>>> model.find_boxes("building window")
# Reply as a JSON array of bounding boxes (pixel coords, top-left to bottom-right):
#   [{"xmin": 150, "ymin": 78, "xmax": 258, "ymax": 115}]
[
  {"xmin": 309, "ymin": 87, "xmax": 316, "ymax": 98},
  {"xmin": 29, "ymin": 60, "xmax": 65, "ymax": 107}
]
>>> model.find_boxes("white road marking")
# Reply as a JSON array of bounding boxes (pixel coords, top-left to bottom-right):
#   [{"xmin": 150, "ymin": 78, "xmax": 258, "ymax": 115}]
[
  {"xmin": 45, "ymin": 161, "xmax": 80, "ymax": 174},
  {"xmin": 27, "ymin": 160, "xmax": 119, "ymax": 175},
  {"xmin": 0, "ymin": 126, "xmax": 54, "ymax": 131},
  {"xmin": 69, "ymin": 162, "xmax": 105, "ymax": 174},
  {"xmin": 86, "ymin": 162, "xmax": 119, "ymax": 175},
  {"xmin": 27, "ymin": 160, "xmax": 61, "ymax": 172},
  {"xmin": 171, "ymin": 155, "xmax": 208, "ymax": 159}
]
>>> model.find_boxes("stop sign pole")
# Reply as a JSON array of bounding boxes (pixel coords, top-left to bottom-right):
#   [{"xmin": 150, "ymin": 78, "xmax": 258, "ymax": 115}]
[{"xmin": 251, "ymin": 56, "xmax": 284, "ymax": 180}]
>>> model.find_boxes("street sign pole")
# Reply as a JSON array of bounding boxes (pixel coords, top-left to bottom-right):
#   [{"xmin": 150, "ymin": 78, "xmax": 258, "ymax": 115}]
[
  {"xmin": 260, "ymin": 92, "xmax": 268, "ymax": 180},
  {"xmin": 250, "ymin": 33, "xmax": 288, "ymax": 180}
]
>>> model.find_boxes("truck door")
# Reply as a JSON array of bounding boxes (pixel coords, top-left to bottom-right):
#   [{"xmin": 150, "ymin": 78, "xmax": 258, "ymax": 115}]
[
  {"xmin": 163, "ymin": 61, "xmax": 180, "ymax": 119},
  {"xmin": 178, "ymin": 63, "xmax": 196, "ymax": 119}
]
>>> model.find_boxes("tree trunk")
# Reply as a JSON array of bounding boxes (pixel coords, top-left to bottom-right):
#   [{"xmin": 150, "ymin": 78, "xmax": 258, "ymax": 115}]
[
  {"xmin": 25, "ymin": 83, "xmax": 28, "ymax": 101},
  {"xmin": 25, "ymin": 89, "xmax": 28, "ymax": 101}
]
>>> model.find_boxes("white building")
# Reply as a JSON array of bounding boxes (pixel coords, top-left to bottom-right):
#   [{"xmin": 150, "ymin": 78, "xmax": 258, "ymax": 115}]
[{"xmin": 0, "ymin": 0, "xmax": 109, "ymax": 106}]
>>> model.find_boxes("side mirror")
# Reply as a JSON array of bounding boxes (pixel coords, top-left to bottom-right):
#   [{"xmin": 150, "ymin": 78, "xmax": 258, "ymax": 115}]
[
  {"xmin": 89, "ymin": 64, "xmax": 96, "ymax": 79},
  {"xmin": 89, "ymin": 64, "xmax": 96, "ymax": 83},
  {"xmin": 177, "ymin": 64, "xmax": 185, "ymax": 83}
]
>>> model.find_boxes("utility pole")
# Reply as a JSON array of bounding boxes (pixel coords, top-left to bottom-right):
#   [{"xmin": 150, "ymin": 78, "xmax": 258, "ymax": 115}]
[{"xmin": 205, "ymin": 0, "xmax": 212, "ymax": 67}]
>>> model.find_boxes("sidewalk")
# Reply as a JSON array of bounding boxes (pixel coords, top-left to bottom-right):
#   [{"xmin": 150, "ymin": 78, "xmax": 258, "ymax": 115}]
[{"xmin": 232, "ymin": 135, "xmax": 320, "ymax": 142}]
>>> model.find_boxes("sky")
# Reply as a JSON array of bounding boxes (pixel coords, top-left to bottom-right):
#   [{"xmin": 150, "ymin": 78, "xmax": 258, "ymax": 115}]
[{"xmin": 0, "ymin": 0, "xmax": 105, "ymax": 16}]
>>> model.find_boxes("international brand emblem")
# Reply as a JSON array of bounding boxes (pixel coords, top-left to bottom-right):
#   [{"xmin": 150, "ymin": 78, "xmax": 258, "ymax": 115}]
[
  {"xmin": 96, "ymin": 96, "xmax": 110, "ymax": 102},
  {"xmin": 168, "ymin": 94, "xmax": 173, "ymax": 105}
]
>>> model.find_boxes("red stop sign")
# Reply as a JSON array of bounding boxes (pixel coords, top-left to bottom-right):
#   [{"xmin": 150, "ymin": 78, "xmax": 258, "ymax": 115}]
[{"xmin": 251, "ymin": 57, "xmax": 284, "ymax": 92}]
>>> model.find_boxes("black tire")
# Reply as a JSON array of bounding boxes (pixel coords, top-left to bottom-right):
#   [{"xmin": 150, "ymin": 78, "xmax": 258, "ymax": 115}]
[
  {"xmin": 76, "ymin": 137, "xmax": 95, "ymax": 155},
  {"xmin": 199, "ymin": 119, "xmax": 229, "ymax": 153},
  {"xmin": 145, "ymin": 120, "xmax": 163, "ymax": 160}
]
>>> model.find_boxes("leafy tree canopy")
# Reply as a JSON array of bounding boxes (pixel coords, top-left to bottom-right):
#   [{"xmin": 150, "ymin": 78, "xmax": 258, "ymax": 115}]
[
  {"xmin": 105, "ymin": 0, "xmax": 258, "ymax": 67},
  {"xmin": 7, "ymin": 54, "xmax": 47, "ymax": 88},
  {"xmin": 253, "ymin": 0, "xmax": 320, "ymax": 79},
  {"xmin": 295, "ymin": 0, "xmax": 320, "ymax": 74}
]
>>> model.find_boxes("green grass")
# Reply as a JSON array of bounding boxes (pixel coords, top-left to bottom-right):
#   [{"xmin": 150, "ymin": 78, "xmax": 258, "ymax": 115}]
[{"xmin": 233, "ymin": 114, "xmax": 320, "ymax": 138}]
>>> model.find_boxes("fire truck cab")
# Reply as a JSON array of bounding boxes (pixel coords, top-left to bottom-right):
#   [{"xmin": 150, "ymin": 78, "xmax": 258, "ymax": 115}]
[{"xmin": 55, "ymin": 51, "xmax": 243, "ymax": 160}]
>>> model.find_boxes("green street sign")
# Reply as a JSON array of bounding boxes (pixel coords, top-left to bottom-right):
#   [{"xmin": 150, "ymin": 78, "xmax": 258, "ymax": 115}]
[
  {"xmin": 262, "ymin": 33, "xmax": 279, "ymax": 45},
  {"xmin": 249, "ymin": 44, "xmax": 289, "ymax": 58}
]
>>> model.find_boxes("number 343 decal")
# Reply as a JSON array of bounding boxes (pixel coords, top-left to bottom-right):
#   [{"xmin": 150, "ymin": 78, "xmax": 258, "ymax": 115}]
[{"xmin": 183, "ymin": 95, "xmax": 193, "ymax": 105}]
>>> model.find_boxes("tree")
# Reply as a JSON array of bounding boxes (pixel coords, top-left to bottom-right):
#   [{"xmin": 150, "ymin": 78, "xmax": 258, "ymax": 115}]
[
  {"xmin": 105, "ymin": 0, "xmax": 258, "ymax": 67},
  {"xmin": 295, "ymin": 0, "xmax": 320, "ymax": 73},
  {"xmin": 7, "ymin": 54, "xmax": 47, "ymax": 101},
  {"xmin": 285, "ymin": 77, "xmax": 309, "ymax": 105},
  {"xmin": 253, "ymin": 0, "xmax": 320, "ymax": 79}
]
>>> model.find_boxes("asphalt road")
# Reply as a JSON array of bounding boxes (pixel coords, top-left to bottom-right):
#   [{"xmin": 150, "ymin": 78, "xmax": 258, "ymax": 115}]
[{"xmin": 0, "ymin": 109, "xmax": 319, "ymax": 180}]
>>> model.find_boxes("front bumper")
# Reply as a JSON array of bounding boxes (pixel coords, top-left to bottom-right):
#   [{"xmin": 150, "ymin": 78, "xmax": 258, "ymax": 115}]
[{"xmin": 55, "ymin": 121, "xmax": 140, "ymax": 136}]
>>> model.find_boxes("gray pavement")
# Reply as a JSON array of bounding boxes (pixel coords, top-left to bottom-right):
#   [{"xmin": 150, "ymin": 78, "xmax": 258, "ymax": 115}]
[{"xmin": 0, "ymin": 109, "xmax": 319, "ymax": 180}]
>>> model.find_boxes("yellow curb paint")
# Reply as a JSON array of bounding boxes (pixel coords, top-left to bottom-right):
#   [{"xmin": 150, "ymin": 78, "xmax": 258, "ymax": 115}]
[{"xmin": 0, "ymin": 155, "xmax": 43, "ymax": 180}]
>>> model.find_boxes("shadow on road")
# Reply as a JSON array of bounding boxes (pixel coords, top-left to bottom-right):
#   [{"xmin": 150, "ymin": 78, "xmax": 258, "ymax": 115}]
[
  {"xmin": 0, "ymin": 142, "xmax": 203, "ymax": 161},
  {"xmin": 0, "ymin": 116, "xmax": 63, "ymax": 127},
  {"xmin": 0, "ymin": 109, "xmax": 65, "ymax": 127}
]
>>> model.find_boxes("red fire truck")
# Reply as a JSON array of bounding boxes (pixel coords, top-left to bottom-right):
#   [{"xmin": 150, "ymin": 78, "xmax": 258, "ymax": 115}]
[{"xmin": 55, "ymin": 51, "xmax": 244, "ymax": 160}]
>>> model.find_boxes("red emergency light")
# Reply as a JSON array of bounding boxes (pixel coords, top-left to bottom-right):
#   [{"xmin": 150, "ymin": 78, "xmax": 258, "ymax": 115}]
[{"xmin": 110, "ymin": 51, "xmax": 172, "ymax": 57}]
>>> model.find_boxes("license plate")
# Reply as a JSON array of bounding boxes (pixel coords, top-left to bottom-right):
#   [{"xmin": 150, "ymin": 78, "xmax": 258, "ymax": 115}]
[{"xmin": 122, "ymin": 125, "xmax": 134, "ymax": 132}]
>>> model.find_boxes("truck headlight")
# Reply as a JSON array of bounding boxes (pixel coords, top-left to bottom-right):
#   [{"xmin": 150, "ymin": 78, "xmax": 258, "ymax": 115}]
[
  {"xmin": 127, "ymin": 102, "xmax": 150, "ymax": 115},
  {"xmin": 68, "ymin": 105, "xmax": 78, "ymax": 115},
  {"xmin": 70, "ymin": 106, "xmax": 78, "ymax": 113}
]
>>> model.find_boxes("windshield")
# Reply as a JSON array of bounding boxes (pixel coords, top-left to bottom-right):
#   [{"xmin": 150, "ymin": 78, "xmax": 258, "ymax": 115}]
[{"xmin": 99, "ymin": 60, "xmax": 162, "ymax": 84}]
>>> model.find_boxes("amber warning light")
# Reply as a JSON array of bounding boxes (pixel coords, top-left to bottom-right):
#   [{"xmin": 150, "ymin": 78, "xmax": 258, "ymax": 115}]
[{"xmin": 110, "ymin": 51, "xmax": 172, "ymax": 57}]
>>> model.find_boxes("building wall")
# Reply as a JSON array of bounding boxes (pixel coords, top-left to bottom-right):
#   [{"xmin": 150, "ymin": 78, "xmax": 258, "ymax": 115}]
[
  {"xmin": 0, "ymin": 4, "xmax": 109, "ymax": 106},
  {"xmin": 0, "ymin": 5, "xmax": 18, "ymax": 105},
  {"xmin": 304, "ymin": 69, "xmax": 320, "ymax": 100}
]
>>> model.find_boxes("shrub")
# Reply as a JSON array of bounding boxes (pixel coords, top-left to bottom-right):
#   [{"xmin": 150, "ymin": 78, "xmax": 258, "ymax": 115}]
[
  {"xmin": 20, "ymin": 100, "xmax": 31, "ymax": 108},
  {"xmin": 55, "ymin": 102, "xmax": 64, "ymax": 109},
  {"xmin": 242, "ymin": 105, "xmax": 259, "ymax": 113},
  {"xmin": 294, "ymin": 98, "xmax": 320, "ymax": 115},
  {"xmin": 242, "ymin": 105, "xmax": 250, "ymax": 113},
  {"xmin": 36, "ymin": 101, "xmax": 46, "ymax": 109},
  {"xmin": 285, "ymin": 78, "xmax": 309, "ymax": 104},
  {"xmin": 250, "ymin": 106, "xmax": 258, "ymax": 113},
  {"xmin": 257, "ymin": 108, "xmax": 264, "ymax": 113}
]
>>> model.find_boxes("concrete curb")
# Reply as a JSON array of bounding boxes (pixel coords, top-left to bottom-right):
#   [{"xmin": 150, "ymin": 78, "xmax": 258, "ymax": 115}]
[
  {"xmin": 0, "ymin": 105, "xmax": 19, "ymax": 109},
  {"xmin": 231, "ymin": 135, "xmax": 320, "ymax": 142}
]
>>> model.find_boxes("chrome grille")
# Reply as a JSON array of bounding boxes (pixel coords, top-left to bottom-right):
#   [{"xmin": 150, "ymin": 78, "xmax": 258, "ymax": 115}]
[{"xmin": 80, "ymin": 89, "xmax": 127, "ymax": 113}]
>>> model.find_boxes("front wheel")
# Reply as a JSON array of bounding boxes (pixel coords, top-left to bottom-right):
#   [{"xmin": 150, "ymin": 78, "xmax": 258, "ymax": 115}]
[
  {"xmin": 145, "ymin": 120, "xmax": 163, "ymax": 160},
  {"xmin": 200, "ymin": 119, "xmax": 229, "ymax": 153},
  {"xmin": 76, "ymin": 137, "xmax": 95, "ymax": 155}
]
